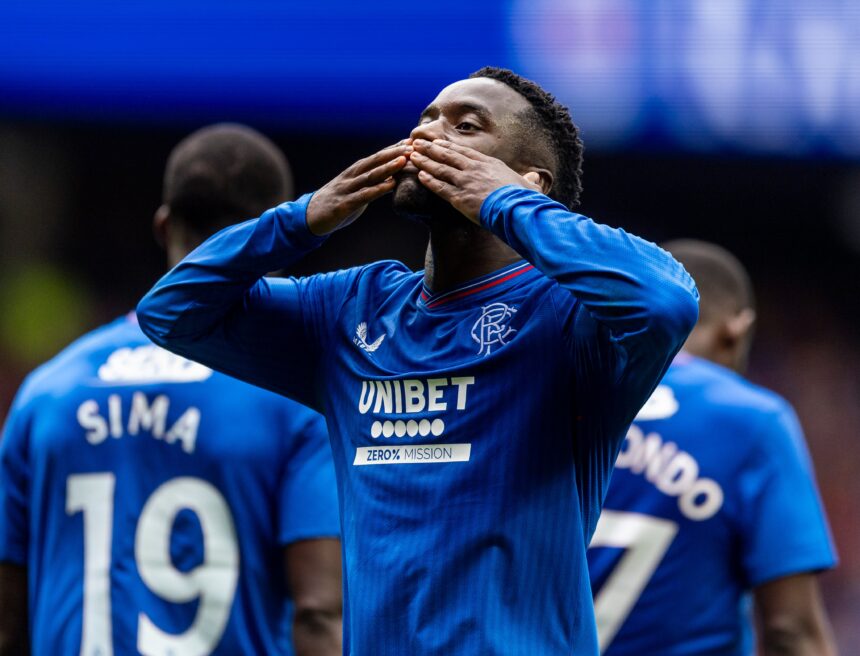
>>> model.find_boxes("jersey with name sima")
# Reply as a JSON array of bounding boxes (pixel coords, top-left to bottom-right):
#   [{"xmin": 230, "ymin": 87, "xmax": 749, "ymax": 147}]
[
  {"xmin": 137, "ymin": 185, "xmax": 699, "ymax": 655},
  {"xmin": 0, "ymin": 314, "xmax": 339, "ymax": 656},
  {"xmin": 587, "ymin": 353, "xmax": 837, "ymax": 655}
]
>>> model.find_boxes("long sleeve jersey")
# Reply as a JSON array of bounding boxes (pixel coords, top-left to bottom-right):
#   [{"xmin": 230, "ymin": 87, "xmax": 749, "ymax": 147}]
[{"xmin": 138, "ymin": 185, "xmax": 699, "ymax": 655}]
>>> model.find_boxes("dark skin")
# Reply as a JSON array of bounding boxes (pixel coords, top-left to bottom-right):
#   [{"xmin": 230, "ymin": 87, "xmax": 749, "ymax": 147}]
[
  {"xmin": 306, "ymin": 78, "xmax": 551, "ymax": 293},
  {"xmin": 682, "ymin": 306, "xmax": 756, "ymax": 374},
  {"xmin": 286, "ymin": 540, "xmax": 343, "ymax": 655},
  {"xmin": 755, "ymin": 574, "xmax": 837, "ymax": 656},
  {"xmin": 0, "ymin": 563, "xmax": 28, "ymax": 656},
  {"xmin": 683, "ymin": 302, "xmax": 837, "ymax": 655}
]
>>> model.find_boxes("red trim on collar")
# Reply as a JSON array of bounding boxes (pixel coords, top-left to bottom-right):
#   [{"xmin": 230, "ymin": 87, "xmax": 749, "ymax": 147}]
[{"xmin": 425, "ymin": 265, "xmax": 534, "ymax": 309}]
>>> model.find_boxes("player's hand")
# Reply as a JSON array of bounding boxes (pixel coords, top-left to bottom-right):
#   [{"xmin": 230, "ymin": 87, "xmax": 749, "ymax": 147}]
[
  {"xmin": 410, "ymin": 139, "xmax": 543, "ymax": 224},
  {"xmin": 306, "ymin": 142, "xmax": 413, "ymax": 236}
]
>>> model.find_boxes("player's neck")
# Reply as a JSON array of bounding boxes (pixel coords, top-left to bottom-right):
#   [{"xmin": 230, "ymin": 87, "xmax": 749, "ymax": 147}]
[{"xmin": 423, "ymin": 223, "xmax": 520, "ymax": 293}]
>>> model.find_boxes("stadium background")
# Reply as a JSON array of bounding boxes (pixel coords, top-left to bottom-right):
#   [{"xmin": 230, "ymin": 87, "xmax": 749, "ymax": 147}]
[{"xmin": 0, "ymin": 0, "xmax": 858, "ymax": 651}]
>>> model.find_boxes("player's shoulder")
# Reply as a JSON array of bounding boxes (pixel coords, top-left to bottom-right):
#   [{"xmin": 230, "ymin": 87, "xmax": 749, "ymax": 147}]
[
  {"xmin": 337, "ymin": 259, "xmax": 421, "ymax": 304},
  {"xmin": 665, "ymin": 354, "xmax": 796, "ymax": 439},
  {"xmin": 14, "ymin": 315, "xmax": 142, "ymax": 408},
  {"xmin": 288, "ymin": 259, "xmax": 416, "ymax": 295},
  {"xmin": 353, "ymin": 259, "xmax": 418, "ymax": 287}
]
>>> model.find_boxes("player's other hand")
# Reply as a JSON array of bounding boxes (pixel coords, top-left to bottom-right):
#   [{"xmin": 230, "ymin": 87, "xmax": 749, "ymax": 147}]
[
  {"xmin": 410, "ymin": 139, "xmax": 543, "ymax": 224},
  {"xmin": 306, "ymin": 142, "xmax": 412, "ymax": 236}
]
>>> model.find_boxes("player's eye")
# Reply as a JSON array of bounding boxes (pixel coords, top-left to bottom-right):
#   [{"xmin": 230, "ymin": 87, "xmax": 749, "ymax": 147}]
[{"xmin": 456, "ymin": 121, "xmax": 479, "ymax": 132}]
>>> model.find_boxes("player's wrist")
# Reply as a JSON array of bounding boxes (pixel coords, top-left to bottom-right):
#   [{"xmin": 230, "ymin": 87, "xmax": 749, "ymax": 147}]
[{"xmin": 305, "ymin": 192, "xmax": 339, "ymax": 236}]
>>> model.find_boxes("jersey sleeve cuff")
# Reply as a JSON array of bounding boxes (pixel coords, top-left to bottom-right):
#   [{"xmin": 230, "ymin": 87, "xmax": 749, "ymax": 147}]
[
  {"xmin": 746, "ymin": 548, "xmax": 838, "ymax": 587},
  {"xmin": 282, "ymin": 192, "xmax": 329, "ymax": 249},
  {"xmin": 479, "ymin": 185, "xmax": 533, "ymax": 230},
  {"xmin": 479, "ymin": 185, "xmax": 567, "ymax": 236},
  {"xmin": 0, "ymin": 546, "xmax": 27, "ymax": 566},
  {"xmin": 278, "ymin": 527, "xmax": 341, "ymax": 547}
]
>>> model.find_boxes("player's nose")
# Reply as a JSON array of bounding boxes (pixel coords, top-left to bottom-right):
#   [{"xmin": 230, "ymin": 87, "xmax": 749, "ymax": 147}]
[{"xmin": 409, "ymin": 120, "xmax": 443, "ymax": 142}]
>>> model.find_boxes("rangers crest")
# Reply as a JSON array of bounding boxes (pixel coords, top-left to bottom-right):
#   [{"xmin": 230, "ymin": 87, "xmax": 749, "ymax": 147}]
[{"xmin": 471, "ymin": 302, "xmax": 517, "ymax": 356}]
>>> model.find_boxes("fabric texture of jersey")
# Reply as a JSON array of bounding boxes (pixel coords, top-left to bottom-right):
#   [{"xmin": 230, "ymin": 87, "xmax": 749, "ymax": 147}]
[
  {"xmin": 0, "ymin": 315, "xmax": 339, "ymax": 655},
  {"xmin": 137, "ymin": 185, "xmax": 699, "ymax": 655},
  {"xmin": 587, "ymin": 353, "xmax": 837, "ymax": 655}
]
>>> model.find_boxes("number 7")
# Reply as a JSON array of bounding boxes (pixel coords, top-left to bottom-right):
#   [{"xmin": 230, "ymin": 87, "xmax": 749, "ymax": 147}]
[{"xmin": 589, "ymin": 510, "xmax": 679, "ymax": 653}]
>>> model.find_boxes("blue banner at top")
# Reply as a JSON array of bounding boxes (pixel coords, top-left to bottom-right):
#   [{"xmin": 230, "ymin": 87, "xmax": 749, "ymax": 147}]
[{"xmin": 2, "ymin": 0, "xmax": 859, "ymax": 158}]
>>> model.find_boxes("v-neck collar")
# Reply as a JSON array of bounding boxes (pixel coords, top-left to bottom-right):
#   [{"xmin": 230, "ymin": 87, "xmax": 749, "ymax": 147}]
[{"xmin": 419, "ymin": 260, "xmax": 535, "ymax": 310}]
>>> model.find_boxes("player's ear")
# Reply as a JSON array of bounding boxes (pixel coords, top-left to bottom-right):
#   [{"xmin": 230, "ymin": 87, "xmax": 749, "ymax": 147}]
[
  {"xmin": 726, "ymin": 308, "xmax": 756, "ymax": 342},
  {"xmin": 153, "ymin": 205, "xmax": 170, "ymax": 250},
  {"xmin": 524, "ymin": 168, "xmax": 553, "ymax": 195}
]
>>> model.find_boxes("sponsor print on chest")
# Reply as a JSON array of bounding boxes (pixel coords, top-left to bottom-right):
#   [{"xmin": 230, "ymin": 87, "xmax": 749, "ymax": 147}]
[
  {"xmin": 348, "ymin": 298, "xmax": 524, "ymax": 466},
  {"xmin": 352, "ymin": 375, "xmax": 475, "ymax": 466}
]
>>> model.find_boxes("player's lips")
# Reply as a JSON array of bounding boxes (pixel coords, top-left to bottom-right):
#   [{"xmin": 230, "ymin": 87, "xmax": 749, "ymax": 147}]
[{"xmin": 402, "ymin": 159, "xmax": 419, "ymax": 174}]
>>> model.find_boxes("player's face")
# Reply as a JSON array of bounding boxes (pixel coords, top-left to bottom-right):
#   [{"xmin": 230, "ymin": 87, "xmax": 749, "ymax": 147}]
[{"xmin": 393, "ymin": 77, "xmax": 533, "ymax": 219}]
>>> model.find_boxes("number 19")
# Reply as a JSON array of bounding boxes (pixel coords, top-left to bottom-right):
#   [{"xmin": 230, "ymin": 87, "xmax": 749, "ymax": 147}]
[{"xmin": 66, "ymin": 474, "xmax": 240, "ymax": 656}]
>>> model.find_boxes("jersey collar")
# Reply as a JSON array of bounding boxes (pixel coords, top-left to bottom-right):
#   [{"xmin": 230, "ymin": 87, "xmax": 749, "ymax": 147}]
[{"xmin": 419, "ymin": 260, "xmax": 535, "ymax": 310}]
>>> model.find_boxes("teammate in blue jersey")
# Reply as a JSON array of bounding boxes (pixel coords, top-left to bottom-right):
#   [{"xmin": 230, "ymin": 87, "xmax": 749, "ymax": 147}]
[
  {"xmin": 587, "ymin": 240, "xmax": 837, "ymax": 656},
  {"xmin": 0, "ymin": 125, "xmax": 342, "ymax": 656},
  {"xmin": 137, "ymin": 68, "xmax": 700, "ymax": 655}
]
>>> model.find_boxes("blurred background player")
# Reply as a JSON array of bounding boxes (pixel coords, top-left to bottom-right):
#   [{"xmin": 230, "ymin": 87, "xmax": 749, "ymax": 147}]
[
  {"xmin": 587, "ymin": 239, "xmax": 837, "ymax": 655},
  {"xmin": 0, "ymin": 124, "xmax": 342, "ymax": 656}
]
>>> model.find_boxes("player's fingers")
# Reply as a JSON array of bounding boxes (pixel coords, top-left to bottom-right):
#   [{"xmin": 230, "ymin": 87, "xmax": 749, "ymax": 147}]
[
  {"xmin": 346, "ymin": 156, "xmax": 408, "ymax": 192},
  {"xmin": 431, "ymin": 139, "xmax": 492, "ymax": 162},
  {"xmin": 409, "ymin": 151, "xmax": 460, "ymax": 184},
  {"xmin": 350, "ymin": 144, "xmax": 413, "ymax": 175},
  {"xmin": 349, "ymin": 177, "xmax": 398, "ymax": 204},
  {"xmin": 412, "ymin": 139, "xmax": 471, "ymax": 169},
  {"xmin": 417, "ymin": 169, "xmax": 457, "ymax": 200}
]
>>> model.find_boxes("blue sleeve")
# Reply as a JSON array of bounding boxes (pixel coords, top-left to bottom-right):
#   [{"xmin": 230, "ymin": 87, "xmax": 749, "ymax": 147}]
[
  {"xmin": 0, "ymin": 388, "xmax": 32, "ymax": 565},
  {"xmin": 738, "ymin": 403, "xmax": 837, "ymax": 586},
  {"xmin": 480, "ymin": 186, "xmax": 699, "ymax": 533},
  {"xmin": 137, "ymin": 194, "xmax": 357, "ymax": 409},
  {"xmin": 278, "ymin": 408, "xmax": 340, "ymax": 545},
  {"xmin": 480, "ymin": 187, "xmax": 698, "ymax": 412},
  {"xmin": 481, "ymin": 187, "xmax": 699, "ymax": 353}
]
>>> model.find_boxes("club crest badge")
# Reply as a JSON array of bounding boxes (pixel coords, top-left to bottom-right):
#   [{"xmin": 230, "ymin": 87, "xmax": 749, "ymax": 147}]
[
  {"xmin": 471, "ymin": 302, "xmax": 517, "ymax": 356},
  {"xmin": 354, "ymin": 322, "xmax": 385, "ymax": 353}
]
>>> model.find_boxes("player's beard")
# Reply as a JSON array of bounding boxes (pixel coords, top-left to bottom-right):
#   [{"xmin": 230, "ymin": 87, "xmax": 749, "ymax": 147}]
[{"xmin": 392, "ymin": 173, "xmax": 465, "ymax": 228}]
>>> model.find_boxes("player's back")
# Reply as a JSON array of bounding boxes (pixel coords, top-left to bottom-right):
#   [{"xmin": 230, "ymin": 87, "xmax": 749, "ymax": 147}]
[
  {"xmin": 0, "ymin": 314, "xmax": 338, "ymax": 655},
  {"xmin": 587, "ymin": 353, "xmax": 835, "ymax": 655}
]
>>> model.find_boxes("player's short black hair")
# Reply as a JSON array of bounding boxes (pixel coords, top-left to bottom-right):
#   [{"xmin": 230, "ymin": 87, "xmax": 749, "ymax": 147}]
[
  {"xmin": 469, "ymin": 66, "xmax": 584, "ymax": 209},
  {"xmin": 662, "ymin": 239, "xmax": 755, "ymax": 322},
  {"xmin": 163, "ymin": 123, "xmax": 293, "ymax": 235}
]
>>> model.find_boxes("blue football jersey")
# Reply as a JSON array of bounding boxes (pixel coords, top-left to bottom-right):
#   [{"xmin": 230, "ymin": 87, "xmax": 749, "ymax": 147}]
[
  {"xmin": 137, "ymin": 185, "xmax": 699, "ymax": 655},
  {"xmin": 0, "ymin": 314, "xmax": 339, "ymax": 655},
  {"xmin": 587, "ymin": 353, "xmax": 837, "ymax": 655}
]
